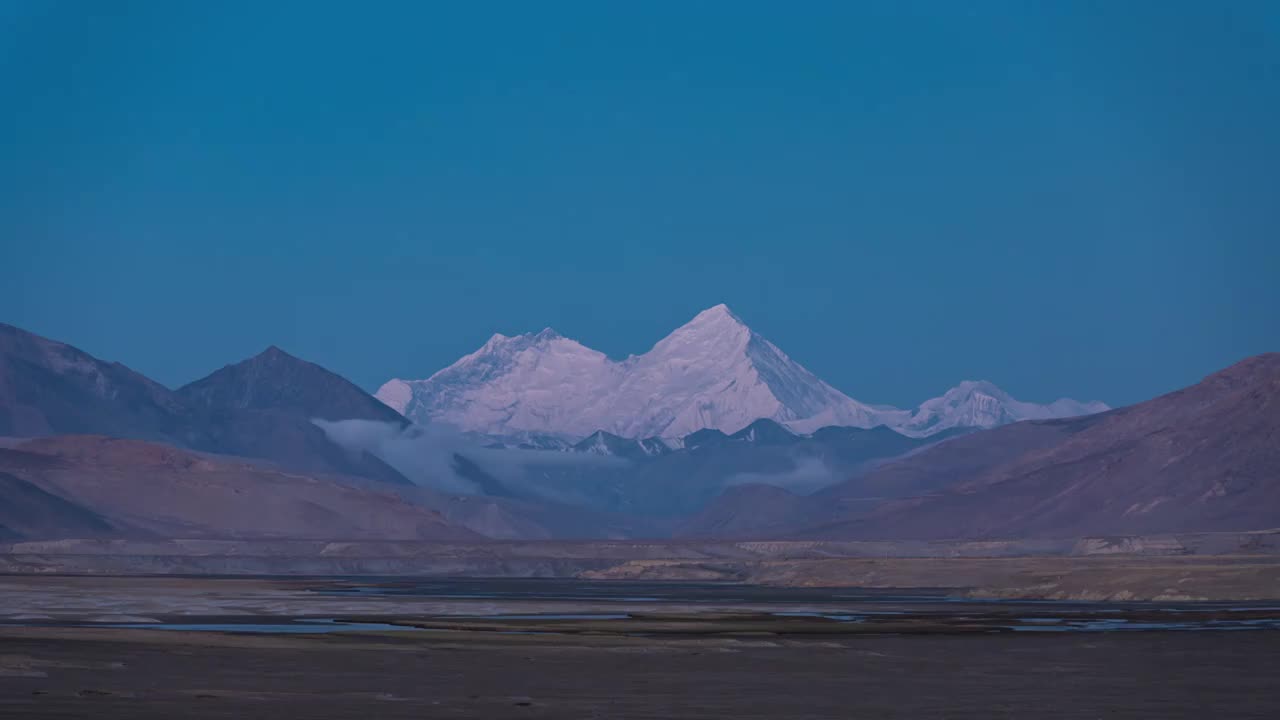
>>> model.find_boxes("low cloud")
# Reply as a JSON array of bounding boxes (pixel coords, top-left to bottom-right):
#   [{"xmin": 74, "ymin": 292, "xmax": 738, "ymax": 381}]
[
  {"xmin": 314, "ymin": 419, "xmax": 627, "ymax": 498},
  {"xmin": 724, "ymin": 456, "xmax": 839, "ymax": 495}
]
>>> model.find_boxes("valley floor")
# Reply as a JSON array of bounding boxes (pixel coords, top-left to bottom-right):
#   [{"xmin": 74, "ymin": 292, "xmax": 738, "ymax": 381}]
[
  {"xmin": 3, "ymin": 534, "xmax": 1280, "ymax": 601},
  {"xmin": 1, "ymin": 575, "xmax": 1279, "ymax": 717},
  {"xmin": 2, "ymin": 624, "xmax": 1278, "ymax": 719}
]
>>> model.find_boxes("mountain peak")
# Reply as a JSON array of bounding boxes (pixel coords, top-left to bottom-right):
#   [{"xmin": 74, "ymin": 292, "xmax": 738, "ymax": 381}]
[
  {"xmin": 681, "ymin": 303, "xmax": 748, "ymax": 330},
  {"xmin": 180, "ymin": 347, "xmax": 405, "ymax": 424},
  {"xmin": 385, "ymin": 304, "xmax": 892, "ymax": 439},
  {"xmin": 651, "ymin": 304, "xmax": 754, "ymax": 359},
  {"xmin": 482, "ymin": 327, "xmax": 566, "ymax": 350},
  {"xmin": 701, "ymin": 302, "xmax": 741, "ymax": 319},
  {"xmin": 378, "ymin": 310, "xmax": 1112, "ymax": 441},
  {"xmin": 946, "ymin": 380, "xmax": 1009, "ymax": 399},
  {"xmin": 895, "ymin": 379, "xmax": 1108, "ymax": 436},
  {"xmin": 728, "ymin": 418, "xmax": 799, "ymax": 445},
  {"xmin": 253, "ymin": 345, "xmax": 299, "ymax": 363}
]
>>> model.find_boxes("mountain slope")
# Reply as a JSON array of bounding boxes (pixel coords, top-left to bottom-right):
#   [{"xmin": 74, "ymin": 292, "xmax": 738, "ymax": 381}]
[
  {"xmin": 674, "ymin": 484, "xmax": 822, "ymax": 539},
  {"xmin": 807, "ymin": 353, "xmax": 1280, "ymax": 540},
  {"xmin": 377, "ymin": 305, "xmax": 1106, "ymax": 440},
  {"xmin": 602, "ymin": 305, "xmax": 889, "ymax": 437},
  {"xmin": 0, "ymin": 471, "xmax": 120, "ymax": 540},
  {"xmin": 0, "ymin": 325, "xmax": 408, "ymax": 484},
  {"xmin": 377, "ymin": 328, "xmax": 617, "ymax": 439},
  {"xmin": 0, "ymin": 323, "xmax": 209, "ymax": 446},
  {"xmin": 454, "ymin": 420, "xmax": 939, "ymax": 521},
  {"xmin": 572, "ymin": 431, "xmax": 672, "ymax": 460},
  {"xmin": 667, "ymin": 424, "xmax": 964, "ymax": 538},
  {"xmin": 0, "ymin": 436, "xmax": 479, "ymax": 541},
  {"xmin": 179, "ymin": 346, "xmax": 407, "ymax": 425},
  {"xmin": 177, "ymin": 347, "xmax": 411, "ymax": 484}
]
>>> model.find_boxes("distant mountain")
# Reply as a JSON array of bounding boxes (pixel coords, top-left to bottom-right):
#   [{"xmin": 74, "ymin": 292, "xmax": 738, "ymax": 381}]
[
  {"xmin": 894, "ymin": 380, "xmax": 1109, "ymax": 437},
  {"xmin": 376, "ymin": 327, "xmax": 619, "ymax": 438},
  {"xmin": 0, "ymin": 436, "xmax": 478, "ymax": 541},
  {"xmin": 452, "ymin": 418, "xmax": 942, "ymax": 519},
  {"xmin": 480, "ymin": 432, "xmax": 576, "ymax": 451},
  {"xmin": 0, "ymin": 322, "xmax": 210, "ymax": 446},
  {"xmin": 376, "ymin": 304, "xmax": 1107, "ymax": 440},
  {"xmin": 728, "ymin": 418, "xmax": 804, "ymax": 446},
  {"xmin": 177, "ymin": 346, "xmax": 411, "ymax": 484},
  {"xmin": 572, "ymin": 431, "xmax": 672, "ymax": 460},
  {"xmin": 805, "ymin": 353, "xmax": 1280, "ymax": 540},
  {"xmin": 680, "ymin": 428, "xmax": 730, "ymax": 450},
  {"xmin": 0, "ymin": 324, "xmax": 407, "ymax": 484},
  {"xmin": 178, "ymin": 345, "xmax": 407, "ymax": 425},
  {"xmin": 674, "ymin": 484, "xmax": 816, "ymax": 539},
  {"xmin": 378, "ymin": 305, "xmax": 891, "ymax": 439},
  {"xmin": 662, "ymin": 423, "xmax": 962, "ymax": 537}
]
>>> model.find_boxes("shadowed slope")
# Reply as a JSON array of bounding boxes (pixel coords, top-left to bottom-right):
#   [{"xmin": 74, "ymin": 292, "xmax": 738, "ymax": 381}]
[
  {"xmin": 0, "ymin": 471, "xmax": 120, "ymax": 540},
  {"xmin": 0, "ymin": 325, "xmax": 408, "ymax": 484},
  {"xmin": 0, "ymin": 436, "xmax": 480, "ymax": 541},
  {"xmin": 809, "ymin": 354, "xmax": 1280, "ymax": 539},
  {"xmin": 0, "ymin": 323, "xmax": 210, "ymax": 446},
  {"xmin": 179, "ymin": 346, "xmax": 407, "ymax": 425}
]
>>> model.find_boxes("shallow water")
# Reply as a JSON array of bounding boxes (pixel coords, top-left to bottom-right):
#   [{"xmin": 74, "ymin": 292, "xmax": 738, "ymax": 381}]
[
  {"xmin": 463, "ymin": 613, "xmax": 631, "ymax": 620},
  {"xmin": 3, "ymin": 619, "xmax": 424, "ymax": 634},
  {"xmin": 5, "ymin": 577, "xmax": 1276, "ymax": 635}
]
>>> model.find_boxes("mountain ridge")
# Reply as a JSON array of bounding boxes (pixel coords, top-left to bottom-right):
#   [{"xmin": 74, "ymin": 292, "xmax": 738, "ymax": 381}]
[
  {"xmin": 797, "ymin": 352, "xmax": 1280, "ymax": 540},
  {"xmin": 0, "ymin": 323, "xmax": 409, "ymax": 484},
  {"xmin": 377, "ymin": 305, "xmax": 1108, "ymax": 439}
]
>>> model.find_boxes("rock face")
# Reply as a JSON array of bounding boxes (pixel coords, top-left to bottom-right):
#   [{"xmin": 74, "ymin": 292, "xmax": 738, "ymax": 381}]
[
  {"xmin": 378, "ymin": 305, "xmax": 1107, "ymax": 440},
  {"xmin": 0, "ymin": 436, "xmax": 479, "ymax": 541},
  {"xmin": 808, "ymin": 353, "xmax": 1280, "ymax": 540}
]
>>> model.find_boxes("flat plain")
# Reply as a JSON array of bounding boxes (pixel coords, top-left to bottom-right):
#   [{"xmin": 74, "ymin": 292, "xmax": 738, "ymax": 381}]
[
  {"xmin": 1, "ymin": 575, "xmax": 1279, "ymax": 719},
  {"xmin": 2, "ymin": 623, "xmax": 1279, "ymax": 719}
]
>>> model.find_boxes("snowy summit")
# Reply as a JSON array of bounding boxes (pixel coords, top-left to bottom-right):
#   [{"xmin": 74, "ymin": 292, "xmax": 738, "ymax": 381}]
[{"xmin": 377, "ymin": 304, "xmax": 1108, "ymax": 440}]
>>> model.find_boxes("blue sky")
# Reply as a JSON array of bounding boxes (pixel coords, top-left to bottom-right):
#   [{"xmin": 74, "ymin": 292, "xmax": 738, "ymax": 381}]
[{"xmin": 3, "ymin": 1, "xmax": 1277, "ymax": 407}]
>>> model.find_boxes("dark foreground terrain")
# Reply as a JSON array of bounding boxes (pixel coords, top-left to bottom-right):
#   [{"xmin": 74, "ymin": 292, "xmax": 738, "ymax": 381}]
[
  {"xmin": 2, "ymin": 625, "xmax": 1279, "ymax": 719},
  {"xmin": 1, "ymin": 576, "xmax": 1279, "ymax": 718}
]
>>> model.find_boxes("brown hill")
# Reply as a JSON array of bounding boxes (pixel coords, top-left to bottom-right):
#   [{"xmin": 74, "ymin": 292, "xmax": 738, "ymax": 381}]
[
  {"xmin": 808, "ymin": 353, "xmax": 1280, "ymax": 540},
  {"xmin": 0, "ymin": 471, "xmax": 119, "ymax": 540},
  {"xmin": 0, "ymin": 436, "xmax": 479, "ymax": 541}
]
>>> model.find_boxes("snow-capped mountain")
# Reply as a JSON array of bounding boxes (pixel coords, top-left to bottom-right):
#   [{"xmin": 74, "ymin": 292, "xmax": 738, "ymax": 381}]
[
  {"xmin": 376, "ymin": 304, "xmax": 1109, "ymax": 440},
  {"xmin": 378, "ymin": 304, "xmax": 891, "ymax": 439},
  {"xmin": 895, "ymin": 380, "xmax": 1110, "ymax": 437},
  {"xmin": 377, "ymin": 327, "xmax": 619, "ymax": 439},
  {"xmin": 601, "ymin": 304, "xmax": 890, "ymax": 437}
]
